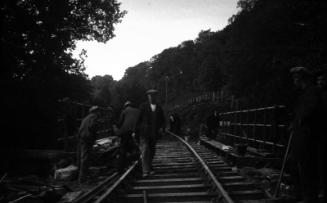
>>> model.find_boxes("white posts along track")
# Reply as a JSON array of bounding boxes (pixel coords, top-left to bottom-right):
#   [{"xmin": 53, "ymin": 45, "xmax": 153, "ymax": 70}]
[{"xmin": 80, "ymin": 132, "xmax": 272, "ymax": 203}]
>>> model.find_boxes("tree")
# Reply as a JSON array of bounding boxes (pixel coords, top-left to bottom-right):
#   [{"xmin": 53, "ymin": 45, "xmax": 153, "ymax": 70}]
[
  {"xmin": 90, "ymin": 0, "xmax": 327, "ymax": 114},
  {"xmin": 0, "ymin": 0, "xmax": 126, "ymax": 149},
  {"xmin": 91, "ymin": 75, "xmax": 115, "ymax": 106},
  {"xmin": 115, "ymin": 62, "xmax": 151, "ymax": 106}
]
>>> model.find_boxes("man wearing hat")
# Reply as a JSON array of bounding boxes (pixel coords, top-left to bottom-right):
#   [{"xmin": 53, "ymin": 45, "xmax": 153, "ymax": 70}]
[
  {"xmin": 289, "ymin": 67, "xmax": 324, "ymax": 202},
  {"xmin": 77, "ymin": 105, "xmax": 100, "ymax": 183},
  {"xmin": 138, "ymin": 89, "xmax": 165, "ymax": 177},
  {"xmin": 116, "ymin": 101, "xmax": 140, "ymax": 173}
]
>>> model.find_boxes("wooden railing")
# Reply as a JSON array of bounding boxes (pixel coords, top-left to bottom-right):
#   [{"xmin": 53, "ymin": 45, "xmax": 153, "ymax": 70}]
[
  {"xmin": 169, "ymin": 90, "xmax": 235, "ymax": 110},
  {"xmin": 219, "ymin": 105, "xmax": 289, "ymax": 152}
]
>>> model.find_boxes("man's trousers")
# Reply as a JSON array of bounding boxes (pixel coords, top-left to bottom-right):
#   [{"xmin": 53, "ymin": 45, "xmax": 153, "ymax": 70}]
[{"xmin": 140, "ymin": 136, "xmax": 157, "ymax": 174}]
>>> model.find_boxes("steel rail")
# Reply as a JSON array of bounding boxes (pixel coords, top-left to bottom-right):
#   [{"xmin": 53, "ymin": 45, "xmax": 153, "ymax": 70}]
[
  {"xmin": 73, "ymin": 172, "xmax": 118, "ymax": 203},
  {"xmin": 95, "ymin": 160, "xmax": 139, "ymax": 203},
  {"xmin": 167, "ymin": 131, "xmax": 234, "ymax": 203}
]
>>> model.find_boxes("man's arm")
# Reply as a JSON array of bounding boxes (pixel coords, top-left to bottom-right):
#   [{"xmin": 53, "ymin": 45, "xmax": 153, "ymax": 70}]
[
  {"xmin": 136, "ymin": 103, "xmax": 145, "ymax": 130},
  {"xmin": 117, "ymin": 110, "xmax": 125, "ymax": 129},
  {"xmin": 88, "ymin": 115, "xmax": 99, "ymax": 135}
]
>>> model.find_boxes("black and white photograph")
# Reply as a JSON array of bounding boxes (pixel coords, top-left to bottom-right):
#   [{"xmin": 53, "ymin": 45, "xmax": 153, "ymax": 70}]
[{"xmin": 1, "ymin": 0, "xmax": 326, "ymax": 202}]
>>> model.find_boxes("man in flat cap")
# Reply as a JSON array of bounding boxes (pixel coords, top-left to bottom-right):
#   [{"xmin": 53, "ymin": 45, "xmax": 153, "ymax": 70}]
[
  {"xmin": 77, "ymin": 105, "xmax": 100, "ymax": 183},
  {"xmin": 289, "ymin": 67, "xmax": 324, "ymax": 202},
  {"xmin": 138, "ymin": 89, "xmax": 165, "ymax": 177},
  {"xmin": 116, "ymin": 101, "xmax": 140, "ymax": 173}
]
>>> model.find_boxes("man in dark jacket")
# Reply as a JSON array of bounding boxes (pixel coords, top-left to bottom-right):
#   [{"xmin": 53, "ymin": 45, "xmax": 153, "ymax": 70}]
[
  {"xmin": 289, "ymin": 67, "xmax": 324, "ymax": 203},
  {"xmin": 138, "ymin": 89, "xmax": 165, "ymax": 177},
  {"xmin": 317, "ymin": 72, "xmax": 326, "ymax": 202},
  {"xmin": 116, "ymin": 101, "xmax": 140, "ymax": 173},
  {"xmin": 169, "ymin": 113, "xmax": 181, "ymax": 134},
  {"xmin": 77, "ymin": 106, "xmax": 100, "ymax": 183},
  {"xmin": 206, "ymin": 110, "xmax": 220, "ymax": 140}
]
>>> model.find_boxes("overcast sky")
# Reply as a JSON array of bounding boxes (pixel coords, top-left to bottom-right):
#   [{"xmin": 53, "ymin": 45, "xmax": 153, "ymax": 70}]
[{"xmin": 73, "ymin": 0, "xmax": 239, "ymax": 80}]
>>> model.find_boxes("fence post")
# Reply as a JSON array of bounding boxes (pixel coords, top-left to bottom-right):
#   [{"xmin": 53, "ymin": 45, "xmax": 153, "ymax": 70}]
[
  {"xmin": 245, "ymin": 110, "xmax": 249, "ymax": 145},
  {"xmin": 233, "ymin": 112, "xmax": 237, "ymax": 144},
  {"xmin": 262, "ymin": 108, "xmax": 267, "ymax": 151},
  {"xmin": 252, "ymin": 110, "xmax": 257, "ymax": 149},
  {"xmin": 238, "ymin": 111, "xmax": 242, "ymax": 144},
  {"xmin": 272, "ymin": 105, "xmax": 278, "ymax": 153}
]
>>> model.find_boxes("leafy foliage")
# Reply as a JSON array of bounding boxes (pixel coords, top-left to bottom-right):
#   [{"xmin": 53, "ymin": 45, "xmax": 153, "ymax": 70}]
[
  {"xmin": 116, "ymin": 0, "xmax": 326, "ymax": 109},
  {"xmin": 1, "ymin": 0, "xmax": 125, "ymax": 149}
]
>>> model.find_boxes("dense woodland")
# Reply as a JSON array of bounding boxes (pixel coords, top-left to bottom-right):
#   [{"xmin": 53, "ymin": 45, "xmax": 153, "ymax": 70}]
[{"xmin": 1, "ymin": 0, "xmax": 326, "ymax": 149}]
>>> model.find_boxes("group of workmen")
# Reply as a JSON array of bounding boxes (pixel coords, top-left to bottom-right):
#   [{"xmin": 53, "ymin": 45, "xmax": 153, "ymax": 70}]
[
  {"xmin": 77, "ymin": 89, "xmax": 165, "ymax": 183},
  {"xmin": 75, "ymin": 66, "xmax": 326, "ymax": 202}
]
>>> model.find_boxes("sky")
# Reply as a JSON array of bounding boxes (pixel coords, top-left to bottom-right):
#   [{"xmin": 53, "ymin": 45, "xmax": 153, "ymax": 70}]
[{"xmin": 73, "ymin": 0, "xmax": 239, "ymax": 80}]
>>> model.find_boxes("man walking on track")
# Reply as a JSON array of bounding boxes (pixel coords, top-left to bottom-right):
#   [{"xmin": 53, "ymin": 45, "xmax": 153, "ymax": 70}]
[
  {"xmin": 138, "ymin": 89, "xmax": 165, "ymax": 177},
  {"xmin": 116, "ymin": 101, "xmax": 140, "ymax": 173},
  {"xmin": 77, "ymin": 106, "xmax": 100, "ymax": 183}
]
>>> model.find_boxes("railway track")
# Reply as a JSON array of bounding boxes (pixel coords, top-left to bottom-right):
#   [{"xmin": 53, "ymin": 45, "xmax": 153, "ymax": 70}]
[{"xmin": 75, "ymin": 132, "xmax": 274, "ymax": 203}]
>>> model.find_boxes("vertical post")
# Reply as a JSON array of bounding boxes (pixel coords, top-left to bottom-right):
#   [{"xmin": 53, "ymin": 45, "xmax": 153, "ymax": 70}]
[
  {"xmin": 233, "ymin": 112, "xmax": 237, "ymax": 144},
  {"xmin": 262, "ymin": 108, "xmax": 267, "ymax": 151},
  {"xmin": 253, "ymin": 110, "xmax": 257, "ymax": 149},
  {"xmin": 245, "ymin": 110, "xmax": 249, "ymax": 145},
  {"xmin": 238, "ymin": 111, "xmax": 241, "ymax": 144},
  {"xmin": 165, "ymin": 76, "xmax": 168, "ymax": 108},
  {"xmin": 274, "ymin": 131, "xmax": 294, "ymax": 198},
  {"xmin": 272, "ymin": 105, "xmax": 278, "ymax": 153},
  {"xmin": 224, "ymin": 113, "xmax": 228, "ymax": 139},
  {"xmin": 63, "ymin": 102, "xmax": 69, "ymax": 152}
]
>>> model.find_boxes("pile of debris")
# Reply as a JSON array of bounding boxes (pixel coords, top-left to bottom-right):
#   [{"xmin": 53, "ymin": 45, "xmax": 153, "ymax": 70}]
[
  {"xmin": 0, "ymin": 174, "xmax": 72, "ymax": 203},
  {"xmin": 1, "ymin": 136, "xmax": 120, "ymax": 203},
  {"xmin": 239, "ymin": 166, "xmax": 294, "ymax": 198}
]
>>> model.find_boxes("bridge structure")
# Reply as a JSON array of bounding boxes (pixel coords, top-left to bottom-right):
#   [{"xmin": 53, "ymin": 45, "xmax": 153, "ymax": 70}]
[
  {"xmin": 63, "ymin": 102, "xmax": 291, "ymax": 203},
  {"xmin": 4, "ymin": 98, "xmax": 295, "ymax": 203}
]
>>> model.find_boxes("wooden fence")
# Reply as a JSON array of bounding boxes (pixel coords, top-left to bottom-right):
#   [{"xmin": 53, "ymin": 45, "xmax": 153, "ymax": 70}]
[
  {"xmin": 219, "ymin": 105, "xmax": 289, "ymax": 152},
  {"xmin": 169, "ymin": 90, "xmax": 235, "ymax": 110}
]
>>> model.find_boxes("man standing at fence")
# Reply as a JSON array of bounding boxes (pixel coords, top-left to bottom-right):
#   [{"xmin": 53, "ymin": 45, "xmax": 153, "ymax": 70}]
[
  {"xmin": 317, "ymin": 71, "xmax": 327, "ymax": 202},
  {"xmin": 206, "ymin": 110, "xmax": 220, "ymax": 140},
  {"xmin": 138, "ymin": 89, "xmax": 165, "ymax": 177},
  {"xmin": 77, "ymin": 106, "xmax": 100, "ymax": 183},
  {"xmin": 116, "ymin": 101, "xmax": 140, "ymax": 173},
  {"xmin": 289, "ymin": 66, "xmax": 324, "ymax": 203}
]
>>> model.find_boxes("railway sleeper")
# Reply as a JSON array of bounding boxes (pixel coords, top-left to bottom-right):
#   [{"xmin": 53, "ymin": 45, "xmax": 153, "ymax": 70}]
[
  {"xmin": 101, "ymin": 136, "xmax": 271, "ymax": 203},
  {"xmin": 133, "ymin": 177, "xmax": 204, "ymax": 186},
  {"xmin": 129, "ymin": 183, "xmax": 211, "ymax": 193},
  {"xmin": 120, "ymin": 191, "xmax": 219, "ymax": 203}
]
